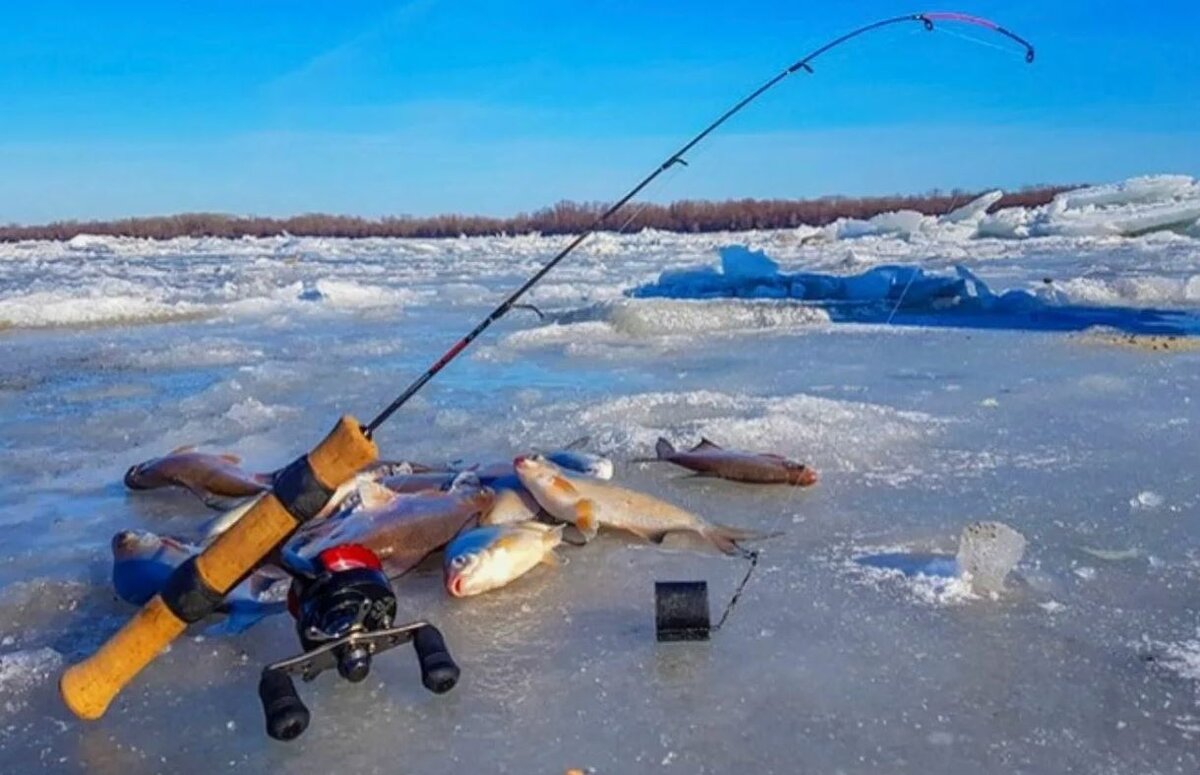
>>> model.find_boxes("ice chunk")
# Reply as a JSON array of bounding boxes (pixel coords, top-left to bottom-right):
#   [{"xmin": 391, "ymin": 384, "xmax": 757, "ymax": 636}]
[
  {"xmin": 955, "ymin": 521, "xmax": 1026, "ymax": 594},
  {"xmin": 942, "ymin": 190, "xmax": 1004, "ymax": 224},
  {"xmin": 1054, "ymin": 175, "xmax": 1198, "ymax": 211},
  {"xmin": 719, "ymin": 245, "xmax": 778, "ymax": 279}
]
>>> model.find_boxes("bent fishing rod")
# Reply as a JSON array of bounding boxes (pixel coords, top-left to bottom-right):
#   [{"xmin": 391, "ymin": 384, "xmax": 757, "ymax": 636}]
[
  {"xmin": 362, "ymin": 11, "xmax": 1034, "ymax": 436},
  {"xmin": 59, "ymin": 10, "xmax": 1034, "ymax": 722}
]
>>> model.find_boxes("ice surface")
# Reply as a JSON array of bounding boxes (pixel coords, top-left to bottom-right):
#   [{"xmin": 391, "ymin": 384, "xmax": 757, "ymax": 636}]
[
  {"xmin": 2, "ymin": 175, "xmax": 1200, "ymax": 773},
  {"xmin": 0, "ymin": 647, "xmax": 63, "ymax": 715}
]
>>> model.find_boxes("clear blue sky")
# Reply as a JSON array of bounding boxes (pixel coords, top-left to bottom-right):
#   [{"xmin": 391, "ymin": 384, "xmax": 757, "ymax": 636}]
[{"xmin": 1, "ymin": 1, "xmax": 1197, "ymax": 224}]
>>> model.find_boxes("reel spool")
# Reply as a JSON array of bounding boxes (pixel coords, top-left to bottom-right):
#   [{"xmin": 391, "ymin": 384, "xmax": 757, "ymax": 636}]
[{"xmin": 259, "ymin": 544, "xmax": 460, "ymax": 741}]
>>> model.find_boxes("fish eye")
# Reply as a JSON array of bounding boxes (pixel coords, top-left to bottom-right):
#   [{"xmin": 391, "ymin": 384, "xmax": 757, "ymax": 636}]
[{"xmin": 452, "ymin": 555, "xmax": 469, "ymax": 568}]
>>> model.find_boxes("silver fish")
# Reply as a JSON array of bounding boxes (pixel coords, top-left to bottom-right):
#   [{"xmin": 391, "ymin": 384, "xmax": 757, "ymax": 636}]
[
  {"xmin": 443, "ymin": 522, "xmax": 564, "ymax": 597},
  {"xmin": 514, "ymin": 455, "xmax": 770, "ymax": 555}
]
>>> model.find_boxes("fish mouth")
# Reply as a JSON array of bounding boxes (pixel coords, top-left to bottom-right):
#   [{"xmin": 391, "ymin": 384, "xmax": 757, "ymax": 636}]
[
  {"xmin": 790, "ymin": 467, "xmax": 819, "ymax": 487},
  {"xmin": 446, "ymin": 574, "xmax": 466, "ymax": 598},
  {"xmin": 123, "ymin": 465, "xmax": 149, "ymax": 490},
  {"xmin": 112, "ymin": 530, "xmax": 154, "ymax": 556}
]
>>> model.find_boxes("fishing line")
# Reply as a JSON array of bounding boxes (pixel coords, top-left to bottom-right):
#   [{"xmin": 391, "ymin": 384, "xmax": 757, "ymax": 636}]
[
  {"xmin": 887, "ymin": 269, "xmax": 919, "ymax": 326},
  {"xmin": 356, "ymin": 13, "xmax": 1034, "ymax": 638},
  {"xmin": 936, "ymin": 26, "xmax": 1030, "ymax": 59},
  {"xmin": 712, "ymin": 548, "xmax": 758, "ymax": 632},
  {"xmin": 682, "ymin": 15, "xmax": 1035, "ymax": 636}
]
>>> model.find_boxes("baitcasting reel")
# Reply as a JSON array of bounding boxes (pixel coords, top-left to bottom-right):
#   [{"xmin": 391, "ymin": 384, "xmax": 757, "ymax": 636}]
[{"xmin": 258, "ymin": 544, "xmax": 460, "ymax": 741}]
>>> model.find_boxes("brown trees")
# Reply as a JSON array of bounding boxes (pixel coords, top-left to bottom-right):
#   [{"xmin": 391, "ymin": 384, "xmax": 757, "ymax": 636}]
[{"xmin": 0, "ymin": 186, "xmax": 1072, "ymax": 242}]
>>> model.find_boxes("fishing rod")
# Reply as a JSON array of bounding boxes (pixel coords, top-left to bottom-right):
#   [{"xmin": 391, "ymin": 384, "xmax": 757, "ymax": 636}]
[
  {"xmin": 59, "ymin": 11, "xmax": 1035, "ymax": 724},
  {"xmin": 362, "ymin": 11, "xmax": 1034, "ymax": 437}
]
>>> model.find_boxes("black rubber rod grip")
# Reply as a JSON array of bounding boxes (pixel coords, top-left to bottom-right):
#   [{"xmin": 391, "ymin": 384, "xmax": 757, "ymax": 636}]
[{"xmin": 259, "ymin": 669, "xmax": 311, "ymax": 742}]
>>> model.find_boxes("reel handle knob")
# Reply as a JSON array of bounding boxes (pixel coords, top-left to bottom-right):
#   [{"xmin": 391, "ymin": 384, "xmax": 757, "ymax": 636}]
[
  {"xmin": 413, "ymin": 625, "xmax": 459, "ymax": 694},
  {"xmin": 258, "ymin": 669, "xmax": 311, "ymax": 742}
]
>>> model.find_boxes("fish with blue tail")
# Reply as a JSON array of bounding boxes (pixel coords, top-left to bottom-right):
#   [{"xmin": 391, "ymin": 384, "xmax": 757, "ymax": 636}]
[{"xmin": 111, "ymin": 530, "xmax": 289, "ymax": 635}]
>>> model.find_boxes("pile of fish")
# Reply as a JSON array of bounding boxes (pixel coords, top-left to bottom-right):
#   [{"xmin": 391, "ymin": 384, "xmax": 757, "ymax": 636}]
[{"xmin": 113, "ymin": 437, "xmax": 819, "ymax": 634}]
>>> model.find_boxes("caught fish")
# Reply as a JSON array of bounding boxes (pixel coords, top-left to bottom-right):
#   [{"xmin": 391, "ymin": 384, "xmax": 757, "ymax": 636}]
[
  {"xmin": 434, "ymin": 463, "xmax": 547, "ymax": 526},
  {"xmin": 312, "ymin": 460, "xmax": 449, "ymax": 522},
  {"xmin": 201, "ymin": 492, "xmax": 267, "ymax": 539},
  {"xmin": 111, "ymin": 530, "xmax": 287, "ymax": 634},
  {"xmin": 541, "ymin": 437, "xmax": 614, "ymax": 480},
  {"xmin": 443, "ymin": 522, "xmax": 564, "ymax": 597},
  {"xmin": 481, "ymin": 487, "xmax": 544, "ymax": 526},
  {"xmin": 854, "ymin": 521, "xmax": 1027, "ymax": 594},
  {"xmin": 514, "ymin": 455, "xmax": 770, "ymax": 555},
  {"xmin": 380, "ymin": 470, "xmax": 463, "ymax": 494},
  {"xmin": 451, "ymin": 439, "xmax": 614, "ymax": 482},
  {"xmin": 124, "ymin": 446, "xmax": 273, "ymax": 507},
  {"xmin": 645, "ymin": 438, "xmax": 817, "ymax": 486},
  {"xmin": 286, "ymin": 478, "xmax": 495, "ymax": 578}
]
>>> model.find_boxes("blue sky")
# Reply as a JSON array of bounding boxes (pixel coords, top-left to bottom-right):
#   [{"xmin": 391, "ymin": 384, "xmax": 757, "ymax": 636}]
[{"xmin": 1, "ymin": 1, "xmax": 1197, "ymax": 223}]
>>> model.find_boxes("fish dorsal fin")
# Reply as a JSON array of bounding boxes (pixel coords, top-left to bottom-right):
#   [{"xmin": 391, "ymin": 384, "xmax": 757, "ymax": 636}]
[
  {"xmin": 169, "ymin": 444, "xmax": 196, "ymax": 455},
  {"xmin": 357, "ymin": 480, "xmax": 398, "ymax": 510},
  {"xmin": 448, "ymin": 471, "xmax": 481, "ymax": 492},
  {"xmin": 563, "ymin": 436, "xmax": 590, "ymax": 451},
  {"xmin": 691, "ymin": 438, "xmax": 722, "ymax": 452},
  {"xmin": 515, "ymin": 520, "xmax": 554, "ymax": 533},
  {"xmin": 219, "ymin": 453, "xmax": 242, "ymax": 465},
  {"xmin": 492, "ymin": 533, "xmax": 527, "ymax": 552}
]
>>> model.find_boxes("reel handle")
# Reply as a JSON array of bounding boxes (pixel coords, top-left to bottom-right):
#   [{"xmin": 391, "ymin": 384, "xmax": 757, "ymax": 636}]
[
  {"xmin": 259, "ymin": 669, "xmax": 311, "ymax": 742},
  {"xmin": 59, "ymin": 415, "xmax": 377, "ymax": 720},
  {"xmin": 413, "ymin": 625, "xmax": 460, "ymax": 694}
]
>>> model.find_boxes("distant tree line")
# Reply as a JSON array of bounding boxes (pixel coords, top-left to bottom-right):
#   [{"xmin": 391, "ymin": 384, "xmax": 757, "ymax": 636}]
[{"xmin": 0, "ymin": 186, "xmax": 1073, "ymax": 242}]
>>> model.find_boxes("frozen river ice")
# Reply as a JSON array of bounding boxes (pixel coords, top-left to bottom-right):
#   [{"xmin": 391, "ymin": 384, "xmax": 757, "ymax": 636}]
[{"xmin": 2, "ymin": 178, "xmax": 1200, "ymax": 773}]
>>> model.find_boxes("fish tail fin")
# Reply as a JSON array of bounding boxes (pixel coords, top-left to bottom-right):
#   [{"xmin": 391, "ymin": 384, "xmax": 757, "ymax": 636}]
[
  {"xmin": 545, "ymin": 523, "xmax": 566, "ymax": 550},
  {"xmin": 655, "ymin": 437, "xmax": 675, "ymax": 459},
  {"xmin": 564, "ymin": 436, "xmax": 590, "ymax": 451},
  {"xmin": 701, "ymin": 523, "xmax": 782, "ymax": 556}
]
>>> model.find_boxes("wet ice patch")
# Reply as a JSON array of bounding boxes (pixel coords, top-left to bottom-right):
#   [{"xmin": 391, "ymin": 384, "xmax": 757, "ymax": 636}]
[
  {"xmin": 1142, "ymin": 632, "xmax": 1200, "ymax": 732},
  {"xmin": 0, "ymin": 647, "xmax": 63, "ymax": 715}
]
